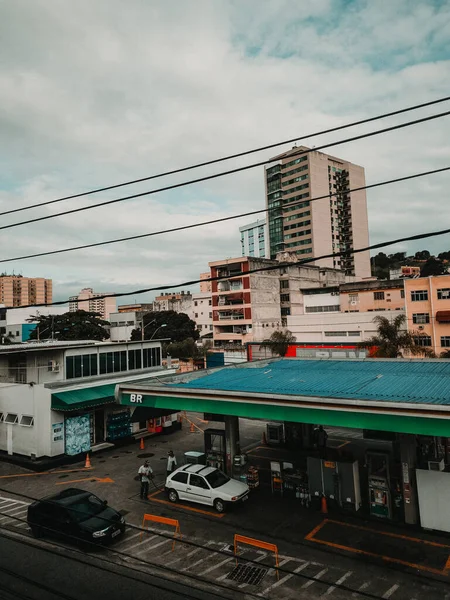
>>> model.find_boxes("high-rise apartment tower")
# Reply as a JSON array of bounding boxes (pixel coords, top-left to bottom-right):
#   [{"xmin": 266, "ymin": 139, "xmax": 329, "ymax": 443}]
[{"xmin": 265, "ymin": 146, "xmax": 370, "ymax": 278}]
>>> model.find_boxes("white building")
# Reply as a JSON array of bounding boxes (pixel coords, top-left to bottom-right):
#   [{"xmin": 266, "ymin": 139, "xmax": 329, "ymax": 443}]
[
  {"xmin": 0, "ymin": 305, "xmax": 67, "ymax": 343},
  {"xmin": 109, "ymin": 312, "xmax": 139, "ymax": 342},
  {"xmin": 0, "ymin": 340, "xmax": 177, "ymax": 461},
  {"xmin": 240, "ymin": 218, "xmax": 269, "ymax": 258}
]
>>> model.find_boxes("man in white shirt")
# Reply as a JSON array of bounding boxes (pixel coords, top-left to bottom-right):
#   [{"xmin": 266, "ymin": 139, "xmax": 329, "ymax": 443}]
[
  {"xmin": 167, "ymin": 450, "xmax": 177, "ymax": 477},
  {"xmin": 138, "ymin": 460, "xmax": 153, "ymax": 499}
]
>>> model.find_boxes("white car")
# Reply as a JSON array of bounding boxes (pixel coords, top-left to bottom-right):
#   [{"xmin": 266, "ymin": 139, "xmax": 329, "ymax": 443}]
[{"xmin": 165, "ymin": 464, "xmax": 249, "ymax": 513}]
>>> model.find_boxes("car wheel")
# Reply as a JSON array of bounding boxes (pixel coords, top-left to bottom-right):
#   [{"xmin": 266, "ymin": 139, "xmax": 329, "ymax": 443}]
[
  {"xmin": 214, "ymin": 499, "xmax": 225, "ymax": 513},
  {"xmin": 30, "ymin": 525, "xmax": 43, "ymax": 538},
  {"xmin": 168, "ymin": 490, "xmax": 179, "ymax": 503}
]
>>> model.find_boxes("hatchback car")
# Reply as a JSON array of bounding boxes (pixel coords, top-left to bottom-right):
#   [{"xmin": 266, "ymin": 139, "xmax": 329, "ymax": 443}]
[
  {"xmin": 27, "ymin": 488, "xmax": 125, "ymax": 546},
  {"xmin": 165, "ymin": 464, "xmax": 249, "ymax": 513}
]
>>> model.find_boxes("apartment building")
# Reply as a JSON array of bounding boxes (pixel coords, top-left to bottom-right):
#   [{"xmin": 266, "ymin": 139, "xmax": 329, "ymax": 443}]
[
  {"xmin": 0, "ymin": 275, "xmax": 52, "ymax": 307},
  {"xmin": 340, "ymin": 279, "xmax": 405, "ymax": 313},
  {"xmin": 239, "ymin": 218, "xmax": 269, "ymax": 258},
  {"xmin": 153, "ymin": 290, "xmax": 213, "ymax": 339},
  {"xmin": 265, "ymin": 146, "xmax": 370, "ymax": 278},
  {"xmin": 404, "ymin": 275, "xmax": 450, "ymax": 356},
  {"xmin": 152, "ymin": 291, "xmax": 192, "ymax": 313},
  {"xmin": 69, "ymin": 288, "xmax": 116, "ymax": 320},
  {"xmin": 117, "ymin": 303, "xmax": 154, "ymax": 314}
]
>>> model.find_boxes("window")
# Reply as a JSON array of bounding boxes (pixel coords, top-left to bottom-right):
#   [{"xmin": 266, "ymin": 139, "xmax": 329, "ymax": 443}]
[
  {"xmin": 195, "ymin": 313, "xmax": 198, "ymax": 318},
  {"xmin": 280, "ymin": 294, "xmax": 290, "ymax": 303},
  {"xmin": 437, "ymin": 288, "xmax": 450, "ymax": 300},
  {"xmin": 4, "ymin": 413, "xmax": 18, "ymax": 424},
  {"xmin": 189, "ymin": 474, "xmax": 209, "ymax": 489},
  {"xmin": 349, "ymin": 294, "xmax": 359, "ymax": 302},
  {"xmin": 441, "ymin": 337, "xmax": 450, "ymax": 347},
  {"xmin": 143, "ymin": 347, "xmax": 160, "ymax": 368},
  {"xmin": 413, "ymin": 313, "xmax": 430, "ymax": 324},
  {"xmin": 414, "ymin": 336, "xmax": 432, "ymax": 347},
  {"xmin": 171, "ymin": 472, "xmax": 188, "ymax": 484},
  {"xmin": 209, "ymin": 300, "xmax": 212, "ymax": 305},
  {"xmin": 347, "ymin": 331, "xmax": 361, "ymax": 336},
  {"xmin": 209, "ymin": 312, "xmax": 212, "ymax": 318},
  {"xmin": 324, "ymin": 331, "xmax": 347, "ymax": 337},
  {"xmin": 280, "ymin": 280, "xmax": 289, "ymax": 289},
  {"xmin": 66, "ymin": 353, "xmax": 98, "ymax": 379},
  {"xmin": 281, "ymin": 307, "xmax": 291, "ymax": 316},
  {"xmin": 305, "ymin": 305, "xmax": 340, "ymax": 313},
  {"xmin": 411, "ymin": 290, "xmax": 428, "ymax": 302},
  {"xmin": 401, "ymin": 289, "xmax": 405, "ymax": 298},
  {"xmin": 205, "ymin": 470, "xmax": 230, "ymax": 488},
  {"xmin": 128, "ymin": 349, "xmax": 142, "ymax": 370},
  {"xmin": 19, "ymin": 415, "xmax": 34, "ymax": 427},
  {"xmin": 374, "ymin": 292, "xmax": 385, "ymax": 300},
  {"xmin": 194, "ymin": 301, "xmax": 198, "ymax": 306}
]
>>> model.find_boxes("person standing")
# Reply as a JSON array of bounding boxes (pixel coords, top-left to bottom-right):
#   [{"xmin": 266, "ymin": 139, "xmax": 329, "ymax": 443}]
[
  {"xmin": 316, "ymin": 426, "xmax": 328, "ymax": 459},
  {"xmin": 138, "ymin": 460, "xmax": 153, "ymax": 499},
  {"xmin": 166, "ymin": 450, "xmax": 177, "ymax": 477}
]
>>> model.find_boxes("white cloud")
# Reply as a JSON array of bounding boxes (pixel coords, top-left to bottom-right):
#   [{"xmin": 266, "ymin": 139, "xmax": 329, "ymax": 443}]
[{"xmin": 0, "ymin": 0, "xmax": 449, "ymax": 304}]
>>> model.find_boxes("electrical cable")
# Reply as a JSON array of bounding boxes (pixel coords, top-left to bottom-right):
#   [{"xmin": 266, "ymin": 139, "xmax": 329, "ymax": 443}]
[
  {"xmin": 11, "ymin": 223, "xmax": 450, "ymax": 309},
  {"xmin": 0, "ymin": 563, "xmax": 76, "ymax": 600},
  {"xmin": 1, "ymin": 165, "xmax": 448, "ymax": 264},
  {"xmin": 1, "ymin": 95, "xmax": 449, "ymax": 219},
  {"xmin": 1, "ymin": 109, "xmax": 449, "ymax": 232},
  {"xmin": 0, "ymin": 499, "xmax": 402, "ymax": 600}
]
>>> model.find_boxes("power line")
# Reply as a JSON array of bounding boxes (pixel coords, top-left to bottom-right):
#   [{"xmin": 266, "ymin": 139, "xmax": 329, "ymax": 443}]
[
  {"xmin": 1, "ymin": 95, "xmax": 449, "ymax": 219},
  {"xmin": 12, "ymin": 224, "xmax": 450, "ymax": 309},
  {"xmin": 1, "ymin": 109, "xmax": 449, "ymax": 233},
  {"xmin": 1, "ymin": 165, "xmax": 448, "ymax": 264}
]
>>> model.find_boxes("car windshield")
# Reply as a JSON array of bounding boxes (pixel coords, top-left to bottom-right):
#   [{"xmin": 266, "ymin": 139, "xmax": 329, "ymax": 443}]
[
  {"xmin": 205, "ymin": 470, "xmax": 230, "ymax": 489},
  {"xmin": 67, "ymin": 495, "xmax": 105, "ymax": 522}
]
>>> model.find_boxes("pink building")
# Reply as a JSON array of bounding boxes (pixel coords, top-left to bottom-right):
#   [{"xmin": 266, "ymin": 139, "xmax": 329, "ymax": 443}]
[
  {"xmin": 69, "ymin": 288, "xmax": 116, "ymax": 321},
  {"xmin": 340, "ymin": 279, "xmax": 405, "ymax": 313}
]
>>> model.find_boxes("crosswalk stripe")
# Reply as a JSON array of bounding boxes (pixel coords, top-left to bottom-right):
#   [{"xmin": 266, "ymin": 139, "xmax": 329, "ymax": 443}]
[
  {"xmin": 120, "ymin": 534, "xmax": 158, "ymax": 553},
  {"xmin": 301, "ymin": 567, "xmax": 328, "ymax": 589},
  {"xmin": 260, "ymin": 561, "xmax": 310, "ymax": 596},
  {"xmin": 114, "ymin": 530, "xmax": 142, "ymax": 549},
  {"xmin": 382, "ymin": 584, "xmax": 399, "ymax": 599},
  {"xmin": 352, "ymin": 582, "xmax": 370, "ymax": 597},
  {"xmin": 323, "ymin": 571, "xmax": 353, "ymax": 595},
  {"xmin": 201, "ymin": 556, "xmax": 235, "ymax": 575},
  {"xmin": 134, "ymin": 537, "xmax": 172, "ymax": 556}
]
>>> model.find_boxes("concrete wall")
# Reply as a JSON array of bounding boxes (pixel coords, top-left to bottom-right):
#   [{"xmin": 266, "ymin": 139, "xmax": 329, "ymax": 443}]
[
  {"xmin": 249, "ymin": 271, "xmax": 282, "ymax": 342},
  {"xmin": 109, "ymin": 312, "xmax": 138, "ymax": 342}
]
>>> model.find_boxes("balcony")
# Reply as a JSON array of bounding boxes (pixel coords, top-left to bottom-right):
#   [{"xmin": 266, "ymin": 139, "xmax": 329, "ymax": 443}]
[
  {"xmin": 218, "ymin": 312, "xmax": 245, "ymax": 320},
  {"xmin": 217, "ymin": 280, "xmax": 244, "ymax": 293}
]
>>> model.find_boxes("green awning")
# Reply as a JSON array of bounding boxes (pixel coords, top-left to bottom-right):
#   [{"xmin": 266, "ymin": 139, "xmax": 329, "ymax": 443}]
[{"xmin": 51, "ymin": 384, "xmax": 116, "ymax": 412}]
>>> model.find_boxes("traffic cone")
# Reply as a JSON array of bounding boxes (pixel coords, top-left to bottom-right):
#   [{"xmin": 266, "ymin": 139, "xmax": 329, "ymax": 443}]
[
  {"xmin": 85, "ymin": 453, "xmax": 91, "ymax": 469},
  {"xmin": 140, "ymin": 437, "xmax": 145, "ymax": 450},
  {"xmin": 190, "ymin": 422, "xmax": 195, "ymax": 433},
  {"xmin": 321, "ymin": 495, "xmax": 328, "ymax": 514}
]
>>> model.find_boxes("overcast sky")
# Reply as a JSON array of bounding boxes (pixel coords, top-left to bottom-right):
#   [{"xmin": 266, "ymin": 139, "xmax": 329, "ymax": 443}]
[{"xmin": 1, "ymin": 0, "xmax": 449, "ymax": 305}]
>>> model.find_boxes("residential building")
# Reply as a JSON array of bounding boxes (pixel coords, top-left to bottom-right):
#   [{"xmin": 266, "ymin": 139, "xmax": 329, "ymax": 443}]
[
  {"xmin": 239, "ymin": 218, "xmax": 269, "ymax": 258},
  {"xmin": 199, "ymin": 272, "xmax": 212, "ymax": 293},
  {"xmin": 0, "ymin": 275, "xmax": 52, "ymax": 307},
  {"xmin": 109, "ymin": 312, "xmax": 139, "ymax": 342},
  {"xmin": 69, "ymin": 288, "xmax": 116, "ymax": 320},
  {"xmin": 152, "ymin": 291, "xmax": 192, "ymax": 313},
  {"xmin": 404, "ymin": 275, "xmax": 450, "ymax": 356},
  {"xmin": 117, "ymin": 303, "xmax": 154, "ymax": 314},
  {"xmin": 339, "ymin": 279, "xmax": 405, "ymax": 313},
  {"xmin": 265, "ymin": 146, "xmax": 370, "ymax": 278},
  {"xmin": 192, "ymin": 292, "xmax": 213, "ymax": 339},
  {"xmin": 0, "ymin": 306, "xmax": 67, "ymax": 343},
  {"xmin": 0, "ymin": 340, "xmax": 176, "ymax": 461}
]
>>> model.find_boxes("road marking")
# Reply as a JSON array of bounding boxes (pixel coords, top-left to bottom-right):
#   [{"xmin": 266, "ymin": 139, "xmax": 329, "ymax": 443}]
[
  {"xmin": 201, "ymin": 556, "xmax": 235, "ymax": 575},
  {"xmin": 146, "ymin": 491, "xmax": 225, "ymax": 519},
  {"xmin": 260, "ymin": 561, "xmax": 310, "ymax": 596},
  {"xmin": 323, "ymin": 571, "xmax": 353, "ymax": 595},
  {"xmin": 301, "ymin": 567, "xmax": 328, "ymax": 589},
  {"xmin": 120, "ymin": 534, "xmax": 158, "ymax": 553},
  {"xmin": 0, "ymin": 502, "xmax": 19, "ymax": 511},
  {"xmin": 134, "ymin": 537, "xmax": 171, "ymax": 556},
  {"xmin": 382, "ymin": 584, "xmax": 399, "ymax": 599},
  {"xmin": 0, "ymin": 507, "xmax": 28, "ymax": 522},
  {"xmin": 182, "ymin": 542, "xmax": 217, "ymax": 571},
  {"xmin": 115, "ymin": 531, "xmax": 142, "ymax": 549},
  {"xmin": 352, "ymin": 582, "xmax": 370, "ymax": 597}
]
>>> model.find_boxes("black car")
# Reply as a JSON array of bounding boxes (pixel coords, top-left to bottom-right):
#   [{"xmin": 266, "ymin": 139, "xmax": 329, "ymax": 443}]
[{"xmin": 27, "ymin": 488, "xmax": 125, "ymax": 546}]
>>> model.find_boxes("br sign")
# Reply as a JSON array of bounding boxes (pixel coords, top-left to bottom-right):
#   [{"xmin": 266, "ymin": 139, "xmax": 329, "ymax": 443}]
[{"xmin": 130, "ymin": 394, "xmax": 143, "ymax": 403}]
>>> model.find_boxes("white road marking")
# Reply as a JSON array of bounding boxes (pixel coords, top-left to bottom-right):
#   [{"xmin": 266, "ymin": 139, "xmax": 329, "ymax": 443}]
[
  {"xmin": 115, "ymin": 530, "xmax": 142, "ymax": 548},
  {"xmin": 0, "ymin": 507, "xmax": 28, "ymax": 523},
  {"xmin": 134, "ymin": 537, "xmax": 172, "ymax": 556},
  {"xmin": 0, "ymin": 502, "xmax": 19, "ymax": 511},
  {"xmin": 323, "ymin": 571, "xmax": 353, "ymax": 596},
  {"xmin": 0, "ymin": 496, "xmax": 29, "ymax": 505},
  {"xmin": 260, "ymin": 562, "xmax": 310, "ymax": 596},
  {"xmin": 120, "ymin": 534, "xmax": 158, "ymax": 553},
  {"xmin": 301, "ymin": 567, "xmax": 328, "ymax": 589},
  {"xmin": 352, "ymin": 582, "xmax": 370, "ymax": 597},
  {"xmin": 201, "ymin": 556, "xmax": 235, "ymax": 576},
  {"xmin": 382, "ymin": 584, "xmax": 399, "ymax": 599},
  {"xmin": 182, "ymin": 542, "xmax": 218, "ymax": 572}
]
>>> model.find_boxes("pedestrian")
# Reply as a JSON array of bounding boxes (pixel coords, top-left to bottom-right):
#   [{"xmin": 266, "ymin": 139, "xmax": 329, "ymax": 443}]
[
  {"xmin": 167, "ymin": 450, "xmax": 177, "ymax": 477},
  {"xmin": 316, "ymin": 425, "xmax": 328, "ymax": 458},
  {"xmin": 138, "ymin": 460, "xmax": 153, "ymax": 499}
]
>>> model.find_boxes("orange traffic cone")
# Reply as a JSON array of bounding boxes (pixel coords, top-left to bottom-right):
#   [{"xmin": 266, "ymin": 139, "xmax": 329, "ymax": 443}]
[
  {"xmin": 190, "ymin": 422, "xmax": 195, "ymax": 433},
  {"xmin": 85, "ymin": 453, "xmax": 91, "ymax": 469},
  {"xmin": 321, "ymin": 496, "xmax": 328, "ymax": 514},
  {"xmin": 140, "ymin": 437, "xmax": 145, "ymax": 450}
]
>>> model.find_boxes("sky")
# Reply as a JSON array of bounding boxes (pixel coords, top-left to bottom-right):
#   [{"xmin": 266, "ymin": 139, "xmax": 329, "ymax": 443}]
[{"xmin": 0, "ymin": 0, "xmax": 449, "ymax": 305}]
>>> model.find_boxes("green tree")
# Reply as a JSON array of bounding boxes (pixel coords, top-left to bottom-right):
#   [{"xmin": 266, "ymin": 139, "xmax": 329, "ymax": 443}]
[
  {"xmin": 440, "ymin": 350, "xmax": 450, "ymax": 359},
  {"xmin": 164, "ymin": 338, "xmax": 199, "ymax": 359},
  {"xmin": 28, "ymin": 311, "xmax": 110, "ymax": 341},
  {"xmin": 359, "ymin": 314, "xmax": 434, "ymax": 358},
  {"xmin": 420, "ymin": 257, "xmax": 446, "ymax": 277},
  {"xmin": 415, "ymin": 250, "xmax": 431, "ymax": 260},
  {"xmin": 265, "ymin": 330, "xmax": 296, "ymax": 357},
  {"xmin": 130, "ymin": 311, "xmax": 199, "ymax": 343}
]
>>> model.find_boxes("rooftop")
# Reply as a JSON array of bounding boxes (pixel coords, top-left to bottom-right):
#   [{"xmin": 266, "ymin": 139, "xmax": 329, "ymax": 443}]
[
  {"xmin": 0, "ymin": 339, "xmax": 167, "ymax": 354},
  {"xmin": 174, "ymin": 359, "xmax": 450, "ymax": 406}
]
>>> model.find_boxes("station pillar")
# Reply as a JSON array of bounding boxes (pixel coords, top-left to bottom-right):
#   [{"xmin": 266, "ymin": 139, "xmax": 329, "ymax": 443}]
[
  {"xmin": 399, "ymin": 434, "xmax": 419, "ymax": 525},
  {"xmin": 225, "ymin": 416, "xmax": 240, "ymax": 475}
]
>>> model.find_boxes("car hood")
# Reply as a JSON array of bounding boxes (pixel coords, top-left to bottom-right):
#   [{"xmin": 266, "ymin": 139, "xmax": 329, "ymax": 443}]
[
  {"xmin": 215, "ymin": 479, "xmax": 248, "ymax": 498},
  {"xmin": 79, "ymin": 507, "xmax": 122, "ymax": 532}
]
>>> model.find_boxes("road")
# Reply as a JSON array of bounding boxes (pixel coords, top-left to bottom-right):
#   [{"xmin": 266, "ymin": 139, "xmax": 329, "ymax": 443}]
[{"xmin": 0, "ymin": 532, "xmax": 238, "ymax": 600}]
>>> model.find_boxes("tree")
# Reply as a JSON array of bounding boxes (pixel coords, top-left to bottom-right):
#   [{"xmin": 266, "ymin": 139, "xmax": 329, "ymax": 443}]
[
  {"xmin": 440, "ymin": 350, "xmax": 450, "ymax": 359},
  {"xmin": 130, "ymin": 311, "xmax": 199, "ymax": 343},
  {"xmin": 420, "ymin": 257, "xmax": 446, "ymax": 277},
  {"xmin": 28, "ymin": 311, "xmax": 110, "ymax": 341},
  {"xmin": 415, "ymin": 250, "xmax": 430, "ymax": 261},
  {"xmin": 359, "ymin": 314, "xmax": 434, "ymax": 358},
  {"xmin": 164, "ymin": 338, "xmax": 199, "ymax": 359},
  {"xmin": 265, "ymin": 330, "xmax": 296, "ymax": 357}
]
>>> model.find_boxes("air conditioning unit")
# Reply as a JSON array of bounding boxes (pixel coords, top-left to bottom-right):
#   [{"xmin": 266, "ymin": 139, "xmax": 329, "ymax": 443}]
[
  {"xmin": 418, "ymin": 325, "xmax": 424, "ymax": 330},
  {"xmin": 48, "ymin": 360, "xmax": 60, "ymax": 373},
  {"xmin": 428, "ymin": 459, "xmax": 445, "ymax": 471},
  {"xmin": 351, "ymin": 301, "xmax": 357, "ymax": 306}
]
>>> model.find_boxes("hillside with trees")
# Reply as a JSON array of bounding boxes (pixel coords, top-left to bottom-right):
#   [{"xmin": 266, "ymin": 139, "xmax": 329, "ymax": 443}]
[{"xmin": 372, "ymin": 250, "xmax": 449, "ymax": 280}]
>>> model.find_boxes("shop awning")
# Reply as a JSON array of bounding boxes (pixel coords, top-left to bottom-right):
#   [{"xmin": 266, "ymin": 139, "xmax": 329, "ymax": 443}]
[
  {"xmin": 436, "ymin": 311, "xmax": 450, "ymax": 323},
  {"xmin": 51, "ymin": 384, "xmax": 116, "ymax": 412},
  {"xmin": 129, "ymin": 407, "xmax": 179, "ymax": 423}
]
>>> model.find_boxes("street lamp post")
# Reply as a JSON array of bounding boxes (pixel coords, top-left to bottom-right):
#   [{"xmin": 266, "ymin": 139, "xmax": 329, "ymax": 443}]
[
  {"xmin": 150, "ymin": 323, "xmax": 167, "ymax": 340},
  {"xmin": 141, "ymin": 318, "xmax": 156, "ymax": 341}
]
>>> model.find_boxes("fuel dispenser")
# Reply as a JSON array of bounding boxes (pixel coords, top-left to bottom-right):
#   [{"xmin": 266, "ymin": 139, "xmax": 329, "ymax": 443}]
[{"xmin": 367, "ymin": 451, "xmax": 392, "ymax": 519}]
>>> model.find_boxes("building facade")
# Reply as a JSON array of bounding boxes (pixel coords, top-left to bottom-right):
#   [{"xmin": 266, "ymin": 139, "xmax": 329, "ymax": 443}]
[
  {"xmin": 0, "ymin": 275, "xmax": 52, "ymax": 307},
  {"xmin": 117, "ymin": 303, "xmax": 154, "ymax": 314},
  {"xmin": 339, "ymin": 279, "xmax": 405, "ymax": 313},
  {"xmin": 239, "ymin": 218, "xmax": 269, "ymax": 258},
  {"xmin": 109, "ymin": 312, "xmax": 139, "ymax": 342},
  {"xmin": 69, "ymin": 288, "xmax": 116, "ymax": 320},
  {"xmin": 265, "ymin": 146, "xmax": 371, "ymax": 278},
  {"xmin": 0, "ymin": 306, "xmax": 67, "ymax": 343}
]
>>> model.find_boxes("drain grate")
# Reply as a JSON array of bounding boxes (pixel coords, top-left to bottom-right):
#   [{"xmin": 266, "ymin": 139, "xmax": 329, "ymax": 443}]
[{"xmin": 226, "ymin": 564, "xmax": 267, "ymax": 585}]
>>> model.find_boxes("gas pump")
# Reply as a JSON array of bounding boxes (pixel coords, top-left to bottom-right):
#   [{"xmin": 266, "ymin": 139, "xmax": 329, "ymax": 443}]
[{"xmin": 367, "ymin": 451, "xmax": 392, "ymax": 519}]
